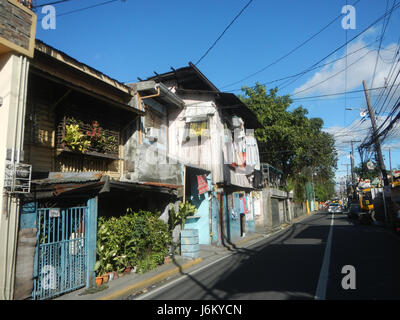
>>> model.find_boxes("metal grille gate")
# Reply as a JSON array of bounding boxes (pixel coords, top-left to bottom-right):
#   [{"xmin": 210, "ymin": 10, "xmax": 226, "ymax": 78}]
[{"xmin": 33, "ymin": 206, "xmax": 88, "ymax": 300}]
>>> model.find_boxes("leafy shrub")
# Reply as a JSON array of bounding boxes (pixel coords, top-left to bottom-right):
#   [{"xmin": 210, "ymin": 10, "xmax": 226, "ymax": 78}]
[
  {"xmin": 168, "ymin": 201, "xmax": 197, "ymax": 231},
  {"xmin": 63, "ymin": 123, "xmax": 90, "ymax": 153},
  {"xmin": 95, "ymin": 209, "xmax": 172, "ymax": 276}
]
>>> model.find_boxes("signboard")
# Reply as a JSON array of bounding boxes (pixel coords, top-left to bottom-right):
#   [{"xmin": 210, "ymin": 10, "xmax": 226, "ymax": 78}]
[
  {"xmin": 197, "ymin": 175, "xmax": 209, "ymax": 195},
  {"xmin": 49, "ymin": 209, "xmax": 60, "ymax": 218},
  {"xmin": 366, "ymin": 161, "xmax": 375, "ymax": 170}
]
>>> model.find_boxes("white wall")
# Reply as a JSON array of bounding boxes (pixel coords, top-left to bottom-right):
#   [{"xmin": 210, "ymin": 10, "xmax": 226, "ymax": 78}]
[
  {"xmin": 0, "ymin": 53, "xmax": 29, "ymax": 300},
  {"xmin": 168, "ymin": 93, "xmax": 224, "ymax": 184}
]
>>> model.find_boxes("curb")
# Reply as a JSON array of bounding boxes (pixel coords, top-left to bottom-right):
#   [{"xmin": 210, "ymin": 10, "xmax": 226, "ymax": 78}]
[{"xmin": 97, "ymin": 257, "xmax": 203, "ymax": 300}]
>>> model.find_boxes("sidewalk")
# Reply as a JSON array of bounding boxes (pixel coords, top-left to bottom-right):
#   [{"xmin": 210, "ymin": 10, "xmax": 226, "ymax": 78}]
[{"xmin": 55, "ymin": 213, "xmax": 312, "ymax": 300}]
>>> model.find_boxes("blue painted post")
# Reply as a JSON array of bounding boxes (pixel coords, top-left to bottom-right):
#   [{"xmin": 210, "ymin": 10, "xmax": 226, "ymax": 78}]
[
  {"xmin": 211, "ymin": 193, "xmax": 219, "ymax": 245},
  {"xmin": 233, "ymin": 193, "xmax": 242, "ymax": 241},
  {"xmin": 86, "ymin": 197, "xmax": 98, "ymax": 288}
]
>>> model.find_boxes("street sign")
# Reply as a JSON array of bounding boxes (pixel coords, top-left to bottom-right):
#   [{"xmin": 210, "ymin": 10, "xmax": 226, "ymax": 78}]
[
  {"xmin": 49, "ymin": 209, "xmax": 60, "ymax": 218},
  {"xmin": 367, "ymin": 161, "xmax": 375, "ymax": 170}
]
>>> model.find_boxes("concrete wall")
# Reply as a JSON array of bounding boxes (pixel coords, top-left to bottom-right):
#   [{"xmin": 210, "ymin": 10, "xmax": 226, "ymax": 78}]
[
  {"xmin": 0, "ymin": 53, "xmax": 30, "ymax": 299},
  {"xmin": 261, "ymin": 187, "xmax": 307, "ymax": 232}
]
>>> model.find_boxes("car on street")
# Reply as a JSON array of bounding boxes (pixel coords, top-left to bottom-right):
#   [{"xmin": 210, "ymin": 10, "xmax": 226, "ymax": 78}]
[
  {"xmin": 348, "ymin": 203, "xmax": 361, "ymax": 220},
  {"xmin": 328, "ymin": 203, "xmax": 342, "ymax": 213}
]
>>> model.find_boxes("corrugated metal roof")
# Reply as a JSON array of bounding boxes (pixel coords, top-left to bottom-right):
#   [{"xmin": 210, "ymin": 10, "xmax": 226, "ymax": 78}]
[{"xmin": 31, "ymin": 172, "xmax": 103, "ymax": 185}]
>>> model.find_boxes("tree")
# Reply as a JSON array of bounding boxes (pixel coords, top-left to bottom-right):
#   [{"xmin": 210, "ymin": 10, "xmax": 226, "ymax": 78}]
[{"xmin": 239, "ymin": 83, "xmax": 337, "ymax": 201}]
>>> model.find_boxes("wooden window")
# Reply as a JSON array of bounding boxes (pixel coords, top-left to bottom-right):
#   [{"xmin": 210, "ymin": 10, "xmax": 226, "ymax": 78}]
[{"xmin": 144, "ymin": 105, "xmax": 163, "ymax": 129}]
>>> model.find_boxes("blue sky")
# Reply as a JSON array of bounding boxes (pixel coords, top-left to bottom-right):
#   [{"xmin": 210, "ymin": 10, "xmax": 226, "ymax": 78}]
[{"xmin": 34, "ymin": 0, "xmax": 400, "ymax": 183}]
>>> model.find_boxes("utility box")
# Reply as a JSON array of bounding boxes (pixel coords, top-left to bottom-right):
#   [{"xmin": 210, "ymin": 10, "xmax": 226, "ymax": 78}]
[{"xmin": 180, "ymin": 229, "xmax": 199, "ymax": 259}]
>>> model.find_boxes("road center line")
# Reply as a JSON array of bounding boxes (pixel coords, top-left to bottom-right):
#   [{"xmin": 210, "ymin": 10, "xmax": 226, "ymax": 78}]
[{"xmin": 314, "ymin": 213, "xmax": 335, "ymax": 300}]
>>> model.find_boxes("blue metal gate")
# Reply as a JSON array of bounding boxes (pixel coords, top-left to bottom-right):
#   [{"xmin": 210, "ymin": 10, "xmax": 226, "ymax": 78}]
[{"xmin": 33, "ymin": 206, "xmax": 88, "ymax": 300}]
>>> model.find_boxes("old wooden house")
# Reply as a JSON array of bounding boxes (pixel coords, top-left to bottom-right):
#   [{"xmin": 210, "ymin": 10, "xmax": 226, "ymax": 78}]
[
  {"xmin": 136, "ymin": 63, "xmax": 265, "ymax": 246},
  {"xmin": 16, "ymin": 40, "xmax": 185, "ymax": 300}
]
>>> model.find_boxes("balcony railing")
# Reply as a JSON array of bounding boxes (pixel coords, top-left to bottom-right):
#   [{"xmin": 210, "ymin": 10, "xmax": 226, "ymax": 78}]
[{"xmin": 56, "ymin": 117, "xmax": 120, "ymax": 160}]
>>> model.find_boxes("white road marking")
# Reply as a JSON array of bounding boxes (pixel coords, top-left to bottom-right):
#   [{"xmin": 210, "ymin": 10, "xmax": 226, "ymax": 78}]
[
  {"xmin": 136, "ymin": 215, "xmax": 316, "ymax": 300},
  {"xmin": 135, "ymin": 254, "xmax": 233, "ymax": 300},
  {"xmin": 314, "ymin": 213, "xmax": 335, "ymax": 300},
  {"xmin": 136, "ymin": 227, "xmax": 288, "ymax": 300}
]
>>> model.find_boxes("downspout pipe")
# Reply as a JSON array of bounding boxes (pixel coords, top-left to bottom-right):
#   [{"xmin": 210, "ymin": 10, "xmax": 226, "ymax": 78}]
[{"xmin": 134, "ymin": 81, "xmax": 185, "ymax": 109}]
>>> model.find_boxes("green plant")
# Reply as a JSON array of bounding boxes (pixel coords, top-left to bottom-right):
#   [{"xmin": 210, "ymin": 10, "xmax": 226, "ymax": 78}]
[
  {"xmin": 136, "ymin": 252, "xmax": 158, "ymax": 274},
  {"xmin": 86, "ymin": 121, "xmax": 106, "ymax": 150},
  {"xmin": 168, "ymin": 201, "xmax": 197, "ymax": 231},
  {"xmin": 95, "ymin": 210, "xmax": 172, "ymax": 277},
  {"xmin": 63, "ymin": 123, "xmax": 91, "ymax": 153},
  {"xmin": 102, "ymin": 135, "xmax": 118, "ymax": 153}
]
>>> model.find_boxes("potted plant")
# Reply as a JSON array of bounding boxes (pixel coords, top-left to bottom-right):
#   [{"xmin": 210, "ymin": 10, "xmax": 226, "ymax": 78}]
[
  {"xmin": 169, "ymin": 201, "xmax": 197, "ymax": 231},
  {"xmin": 107, "ymin": 272, "xmax": 115, "ymax": 281},
  {"xmin": 101, "ymin": 273, "xmax": 109, "ymax": 284},
  {"xmin": 95, "ymin": 276, "xmax": 103, "ymax": 287},
  {"xmin": 62, "ymin": 123, "xmax": 91, "ymax": 153}
]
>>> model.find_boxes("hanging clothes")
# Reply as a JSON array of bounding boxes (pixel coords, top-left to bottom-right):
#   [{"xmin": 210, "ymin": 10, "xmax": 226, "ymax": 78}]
[
  {"xmin": 239, "ymin": 194, "xmax": 248, "ymax": 214},
  {"xmin": 223, "ymin": 129, "xmax": 234, "ymax": 165},
  {"xmin": 245, "ymin": 134, "xmax": 260, "ymax": 170},
  {"xmin": 233, "ymin": 138, "xmax": 246, "ymax": 168}
]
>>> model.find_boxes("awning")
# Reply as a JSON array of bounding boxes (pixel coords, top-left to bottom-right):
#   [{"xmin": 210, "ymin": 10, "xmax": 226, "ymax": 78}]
[
  {"xmin": 184, "ymin": 102, "xmax": 216, "ymax": 122},
  {"xmin": 28, "ymin": 172, "xmax": 181, "ymax": 200}
]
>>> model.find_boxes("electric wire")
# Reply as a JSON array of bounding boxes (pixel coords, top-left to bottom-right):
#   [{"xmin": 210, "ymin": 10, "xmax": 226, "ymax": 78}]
[
  {"xmin": 276, "ymin": 2, "xmax": 400, "ymax": 93},
  {"xmin": 225, "ymin": 38, "xmax": 381, "ymax": 93},
  {"xmin": 291, "ymin": 48, "xmax": 373, "ymax": 97},
  {"xmin": 56, "ymin": 0, "xmax": 123, "ymax": 18},
  {"xmin": 221, "ymin": 0, "xmax": 362, "ymax": 90},
  {"xmin": 32, "ymin": 0, "xmax": 70, "ymax": 8},
  {"xmin": 194, "ymin": 0, "xmax": 254, "ymax": 66}
]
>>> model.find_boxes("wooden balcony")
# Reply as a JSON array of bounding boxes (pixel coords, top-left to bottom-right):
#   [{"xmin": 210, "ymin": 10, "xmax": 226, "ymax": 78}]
[{"xmin": 56, "ymin": 117, "xmax": 120, "ymax": 160}]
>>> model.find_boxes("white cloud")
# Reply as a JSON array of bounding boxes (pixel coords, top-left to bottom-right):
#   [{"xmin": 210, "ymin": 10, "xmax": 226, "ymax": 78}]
[
  {"xmin": 324, "ymin": 116, "xmax": 400, "ymax": 160},
  {"xmin": 293, "ymin": 35, "xmax": 400, "ymax": 98}
]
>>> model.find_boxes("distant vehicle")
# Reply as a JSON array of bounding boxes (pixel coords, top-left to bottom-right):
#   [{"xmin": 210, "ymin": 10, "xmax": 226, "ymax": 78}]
[
  {"xmin": 357, "ymin": 188, "xmax": 375, "ymax": 225},
  {"xmin": 348, "ymin": 203, "xmax": 361, "ymax": 219},
  {"xmin": 360, "ymin": 188, "xmax": 374, "ymax": 212},
  {"xmin": 328, "ymin": 203, "xmax": 342, "ymax": 213}
]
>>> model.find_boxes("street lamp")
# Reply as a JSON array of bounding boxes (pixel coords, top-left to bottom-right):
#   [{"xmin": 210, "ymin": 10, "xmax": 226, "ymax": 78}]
[{"xmin": 345, "ymin": 107, "xmax": 368, "ymax": 117}]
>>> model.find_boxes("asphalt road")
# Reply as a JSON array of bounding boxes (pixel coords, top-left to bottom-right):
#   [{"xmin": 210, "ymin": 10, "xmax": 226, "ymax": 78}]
[{"xmin": 134, "ymin": 212, "xmax": 400, "ymax": 300}]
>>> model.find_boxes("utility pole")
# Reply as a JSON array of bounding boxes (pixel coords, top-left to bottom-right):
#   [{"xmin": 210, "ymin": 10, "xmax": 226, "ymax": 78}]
[
  {"xmin": 389, "ymin": 147, "xmax": 392, "ymax": 182},
  {"xmin": 341, "ymin": 163, "xmax": 351, "ymax": 195},
  {"xmin": 362, "ymin": 80, "xmax": 389, "ymax": 186},
  {"xmin": 350, "ymin": 151, "xmax": 354, "ymax": 196},
  {"xmin": 344, "ymin": 141, "xmax": 361, "ymax": 200},
  {"xmin": 362, "ymin": 80, "xmax": 390, "ymax": 225}
]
